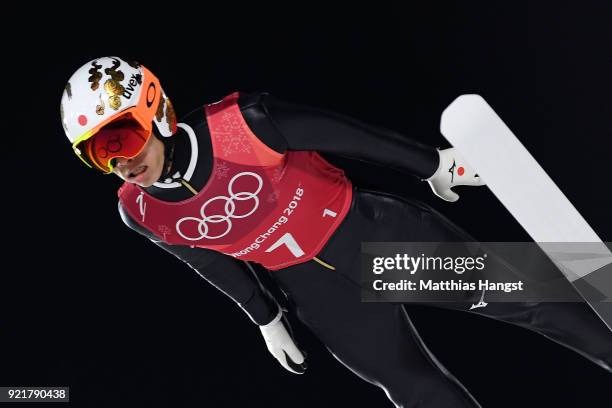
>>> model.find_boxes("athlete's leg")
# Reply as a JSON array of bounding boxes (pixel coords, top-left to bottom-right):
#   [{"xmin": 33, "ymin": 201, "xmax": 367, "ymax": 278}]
[
  {"xmin": 351, "ymin": 188, "xmax": 612, "ymax": 372},
  {"xmin": 273, "ymin": 260, "xmax": 481, "ymax": 408}
]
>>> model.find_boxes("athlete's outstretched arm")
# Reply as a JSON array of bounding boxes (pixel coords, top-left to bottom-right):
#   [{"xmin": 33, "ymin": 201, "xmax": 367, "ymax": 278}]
[
  {"xmin": 118, "ymin": 202, "xmax": 279, "ymax": 325},
  {"xmin": 240, "ymin": 92, "xmax": 483, "ymax": 201},
  {"xmin": 255, "ymin": 92, "xmax": 440, "ymax": 179}
]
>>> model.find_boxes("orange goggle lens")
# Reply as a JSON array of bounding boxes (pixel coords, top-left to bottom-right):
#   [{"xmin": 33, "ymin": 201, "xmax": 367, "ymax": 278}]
[{"xmin": 83, "ymin": 119, "xmax": 151, "ymax": 173}]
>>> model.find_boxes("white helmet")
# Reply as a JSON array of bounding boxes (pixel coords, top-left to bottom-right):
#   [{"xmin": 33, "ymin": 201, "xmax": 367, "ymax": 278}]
[{"xmin": 60, "ymin": 56, "xmax": 176, "ymax": 173}]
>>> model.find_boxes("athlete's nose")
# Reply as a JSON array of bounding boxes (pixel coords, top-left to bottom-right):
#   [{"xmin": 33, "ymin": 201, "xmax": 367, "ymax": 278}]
[{"xmin": 114, "ymin": 157, "xmax": 132, "ymax": 168}]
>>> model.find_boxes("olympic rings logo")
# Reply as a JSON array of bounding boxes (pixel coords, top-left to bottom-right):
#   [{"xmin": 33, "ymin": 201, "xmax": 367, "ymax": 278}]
[
  {"xmin": 176, "ymin": 172, "xmax": 263, "ymax": 241},
  {"xmin": 97, "ymin": 133, "xmax": 127, "ymax": 158}
]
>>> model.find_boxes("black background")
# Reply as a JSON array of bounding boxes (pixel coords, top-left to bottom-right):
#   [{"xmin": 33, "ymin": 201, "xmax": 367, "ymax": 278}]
[{"xmin": 3, "ymin": 2, "xmax": 611, "ymax": 407}]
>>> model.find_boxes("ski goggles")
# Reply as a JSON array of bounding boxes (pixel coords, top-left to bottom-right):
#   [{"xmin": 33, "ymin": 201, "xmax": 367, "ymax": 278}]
[{"xmin": 73, "ymin": 111, "xmax": 152, "ymax": 174}]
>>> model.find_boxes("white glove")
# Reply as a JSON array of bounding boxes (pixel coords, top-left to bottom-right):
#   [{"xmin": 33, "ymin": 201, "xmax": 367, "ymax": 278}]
[
  {"xmin": 426, "ymin": 147, "xmax": 485, "ymax": 202},
  {"xmin": 259, "ymin": 308, "xmax": 307, "ymax": 374}
]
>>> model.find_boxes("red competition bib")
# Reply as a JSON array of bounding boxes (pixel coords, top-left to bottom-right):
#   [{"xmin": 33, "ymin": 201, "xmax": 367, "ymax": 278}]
[{"xmin": 119, "ymin": 92, "xmax": 352, "ymax": 270}]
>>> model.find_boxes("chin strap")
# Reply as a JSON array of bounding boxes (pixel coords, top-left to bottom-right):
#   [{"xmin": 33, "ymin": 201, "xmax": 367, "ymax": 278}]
[
  {"xmin": 159, "ymin": 142, "xmax": 176, "ymax": 181},
  {"xmin": 153, "ymin": 125, "xmax": 177, "ymax": 183},
  {"xmin": 179, "ymin": 178, "xmax": 198, "ymax": 195},
  {"xmin": 153, "ymin": 125, "xmax": 200, "ymax": 198}
]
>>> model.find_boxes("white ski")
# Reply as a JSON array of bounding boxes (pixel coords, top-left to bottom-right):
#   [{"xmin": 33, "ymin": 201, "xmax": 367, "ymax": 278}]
[{"xmin": 440, "ymin": 95, "xmax": 612, "ymax": 332}]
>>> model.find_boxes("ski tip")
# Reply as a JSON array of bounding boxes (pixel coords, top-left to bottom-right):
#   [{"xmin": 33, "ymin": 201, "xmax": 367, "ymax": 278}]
[
  {"xmin": 440, "ymin": 94, "xmax": 489, "ymax": 136},
  {"xmin": 450, "ymin": 94, "xmax": 487, "ymax": 107}
]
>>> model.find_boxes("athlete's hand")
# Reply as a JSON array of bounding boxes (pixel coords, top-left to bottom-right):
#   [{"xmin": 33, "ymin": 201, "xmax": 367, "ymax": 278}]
[
  {"xmin": 259, "ymin": 308, "xmax": 307, "ymax": 374},
  {"xmin": 426, "ymin": 147, "xmax": 485, "ymax": 202}
]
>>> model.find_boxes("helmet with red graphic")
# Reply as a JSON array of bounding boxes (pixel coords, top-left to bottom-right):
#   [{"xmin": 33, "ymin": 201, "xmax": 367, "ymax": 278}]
[{"xmin": 60, "ymin": 56, "xmax": 177, "ymax": 174}]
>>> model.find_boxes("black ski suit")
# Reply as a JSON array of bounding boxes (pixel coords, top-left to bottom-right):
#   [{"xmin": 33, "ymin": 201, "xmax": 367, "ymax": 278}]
[{"xmin": 118, "ymin": 92, "xmax": 612, "ymax": 407}]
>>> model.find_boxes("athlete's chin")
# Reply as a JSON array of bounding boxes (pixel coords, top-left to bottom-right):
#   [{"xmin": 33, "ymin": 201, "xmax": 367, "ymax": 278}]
[
  {"xmin": 121, "ymin": 162, "xmax": 162, "ymax": 187},
  {"xmin": 138, "ymin": 168, "xmax": 163, "ymax": 187},
  {"xmin": 124, "ymin": 172, "xmax": 155, "ymax": 187}
]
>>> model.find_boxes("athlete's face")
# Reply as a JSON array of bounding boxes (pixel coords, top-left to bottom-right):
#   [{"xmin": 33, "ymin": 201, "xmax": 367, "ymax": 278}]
[{"xmin": 112, "ymin": 134, "xmax": 165, "ymax": 187}]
